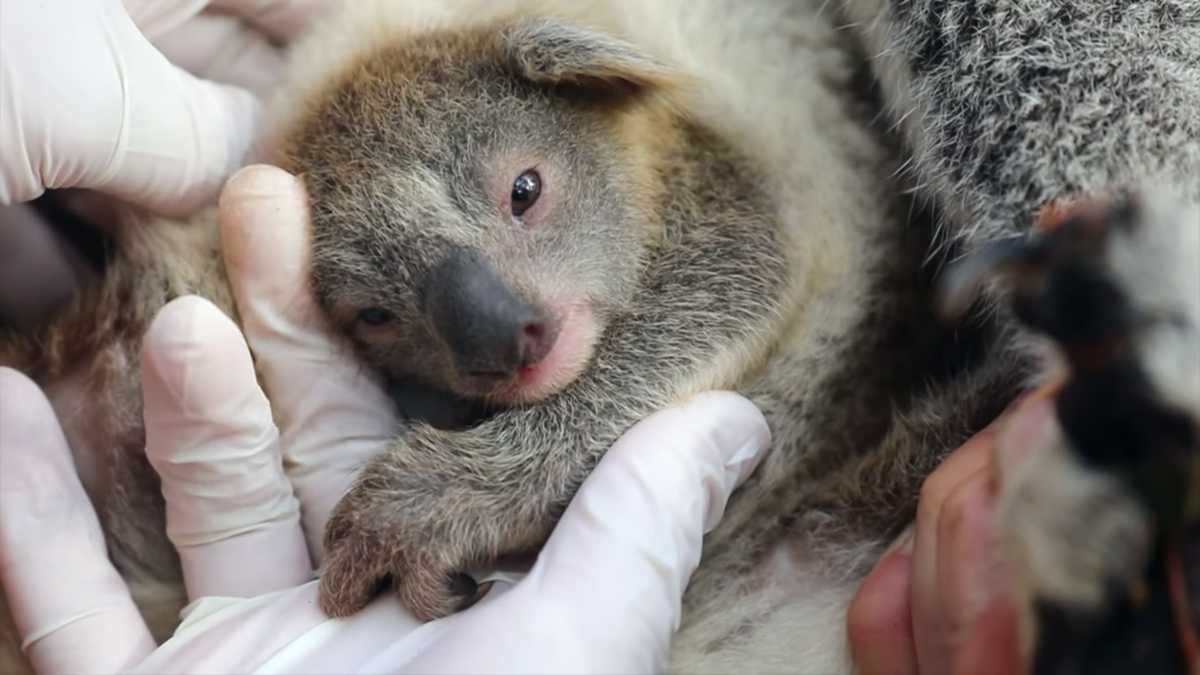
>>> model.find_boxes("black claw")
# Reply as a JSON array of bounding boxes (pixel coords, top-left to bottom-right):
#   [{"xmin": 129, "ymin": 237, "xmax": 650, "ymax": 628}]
[
  {"xmin": 447, "ymin": 572, "xmax": 487, "ymax": 611},
  {"xmin": 936, "ymin": 235, "xmax": 1030, "ymax": 321}
]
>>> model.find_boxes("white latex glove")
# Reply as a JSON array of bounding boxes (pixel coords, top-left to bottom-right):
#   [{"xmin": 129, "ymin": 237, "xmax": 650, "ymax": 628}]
[
  {"xmin": 0, "ymin": 0, "xmax": 329, "ymax": 216},
  {"xmin": 0, "ymin": 165, "xmax": 772, "ymax": 674}
]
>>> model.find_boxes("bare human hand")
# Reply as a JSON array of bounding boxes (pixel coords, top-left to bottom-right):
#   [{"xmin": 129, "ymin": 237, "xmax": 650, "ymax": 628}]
[{"xmin": 848, "ymin": 387, "xmax": 1060, "ymax": 675}]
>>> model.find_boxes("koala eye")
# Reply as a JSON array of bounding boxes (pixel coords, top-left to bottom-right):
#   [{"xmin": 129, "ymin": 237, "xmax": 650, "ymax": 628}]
[
  {"xmin": 358, "ymin": 307, "xmax": 395, "ymax": 326},
  {"xmin": 510, "ymin": 170, "xmax": 542, "ymax": 217}
]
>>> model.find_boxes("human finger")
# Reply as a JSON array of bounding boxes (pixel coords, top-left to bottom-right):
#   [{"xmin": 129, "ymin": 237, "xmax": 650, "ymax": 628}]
[
  {"xmin": 847, "ymin": 529, "xmax": 919, "ymax": 675},
  {"xmin": 141, "ymin": 296, "xmax": 311, "ymax": 600},
  {"xmin": 217, "ymin": 165, "xmax": 397, "ymax": 561},
  {"xmin": 950, "ymin": 597, "xmax": 1025, "ymax": 675},
  {"xmin": 911, "ymin": 414, "xmax": 1005, "ymax": 675},
  {"xmin": 0, "ymin": 369, "xmax": 156, "ymax": 675},
  {"xmin": 991, "ymin": 386, "xmax": 1061, "ymax": 490},
  {"xmin": 97, "ymin": 0, "xmax": 262, "ymax": 215},
  {"xmin": 934, "ymin": 467, "xmax": 1012, "ymax": 652}
]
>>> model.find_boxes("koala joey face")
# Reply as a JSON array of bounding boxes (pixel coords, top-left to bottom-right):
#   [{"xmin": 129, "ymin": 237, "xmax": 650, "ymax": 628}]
[{"xmin": 288, "ymin": 18, "xmax": 675, "ymax": 405}]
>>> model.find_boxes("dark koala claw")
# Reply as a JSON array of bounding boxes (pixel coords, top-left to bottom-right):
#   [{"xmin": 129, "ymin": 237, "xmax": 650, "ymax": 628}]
[
  {"xmin": 448, "ymin": 573, "xmax": 494, "ymax": 611},
  {"xmin": 319, "ymin": 517, "xmax": 471, "ymax": 621},
  {"xmin": 936, "ymin": 192, "xmax": 1136, "ymax": 335},
  {"xmin": 390, "ymin": 560, "xmax": 479, "ymax": 621},
  {"xmin": 447, "ymin": 572, "xmax": 489, "ymax": 610}
]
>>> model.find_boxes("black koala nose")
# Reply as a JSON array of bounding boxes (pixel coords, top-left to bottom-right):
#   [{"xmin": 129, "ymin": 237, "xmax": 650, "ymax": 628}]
[{"xmin": 423, "ymin": 250, "xmax": 560, "ymax": 377}]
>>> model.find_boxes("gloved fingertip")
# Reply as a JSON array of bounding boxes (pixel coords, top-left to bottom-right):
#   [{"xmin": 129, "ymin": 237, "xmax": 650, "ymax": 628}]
[
  {"xmin": 111, "ymin": 73, "xmax": 263, "ymax": 217},
  {"xmin": 217, "ymin": 163, "xmax": 313, "ymax": 304},
  {"xmin": 684, "ymin": 391, "xmax": 771, "ymax": 481},
  {"xmin": 0, "ymin": 370, "xmax": 78, "ymax": 526},
  {"xmin": 199, "ymin": 78, "xmax": 263, "ymax": 179},
  {"xmin": 141, "ymin": 295, "xmax": 256, "ymax": 419},
  {"xmin": 143, "ymin": 295, "xmax": 248, "ymax": 372},
  {"xmin": 0, "ymin": 367, "xmax": 53, "ymax": 429},
  {"xmin": 0, "ymin": 369, "xmax": 71, "ymax": 471}
]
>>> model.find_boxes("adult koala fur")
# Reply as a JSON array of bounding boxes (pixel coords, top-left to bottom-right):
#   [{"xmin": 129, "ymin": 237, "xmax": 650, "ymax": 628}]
[{"xmin": 2, "ymin": 0, "xmax": 1199, "ymax": 673}]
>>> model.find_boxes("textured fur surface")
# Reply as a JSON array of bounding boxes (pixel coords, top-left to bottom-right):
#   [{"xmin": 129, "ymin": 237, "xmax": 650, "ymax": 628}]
[{"xmin": 1, "ymin": 1, "xmax": 1197, "ymax": 673}]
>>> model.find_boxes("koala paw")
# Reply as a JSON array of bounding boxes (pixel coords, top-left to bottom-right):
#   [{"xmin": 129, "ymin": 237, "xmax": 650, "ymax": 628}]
[
  {"xmin": 1015, "ymin": 189, "xmax": 1199, "ymax": 469},
  {"xmin": 315, "ymin": 419, "xmax": 557, "ymax": 621},
  {"xmin": 971, "ymin": 187, "xmax": 1200, "ymax": 674},
  {"xmin": 316, "ymin": 437, "xmax": 518, "ymax": 621},
  {"xmin": 319, "ymin": 486, "xmax": 490, "ymax": 620}
]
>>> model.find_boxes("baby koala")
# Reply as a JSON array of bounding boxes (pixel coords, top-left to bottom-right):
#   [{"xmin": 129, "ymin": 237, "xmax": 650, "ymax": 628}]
[
  {"xmin": 276, "ymin": 1, "xmax": 1200, "ymax": 669},
  {"xmin": 287, "ymin": 8, "xmax": 813, "ymax": 622},
  {"xmin": 1, "ymin": 0, "xmax": 1197, "ymax": 672}
]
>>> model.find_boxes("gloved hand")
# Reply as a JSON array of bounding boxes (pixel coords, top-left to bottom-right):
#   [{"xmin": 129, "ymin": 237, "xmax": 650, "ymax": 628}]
[
  {"xmin": 0, "ymin": 165, "xmax": 772, "ymax": 674},
  {"xmin": 0, "ymin": 0, "xmax": 329, "ymax": 217}
]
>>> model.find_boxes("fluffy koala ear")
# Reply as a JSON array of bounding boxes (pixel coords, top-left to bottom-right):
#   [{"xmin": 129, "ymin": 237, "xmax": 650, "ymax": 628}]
[{"xmin": 504, "ymin": 19, "xmax": 677, "ymax": 96}]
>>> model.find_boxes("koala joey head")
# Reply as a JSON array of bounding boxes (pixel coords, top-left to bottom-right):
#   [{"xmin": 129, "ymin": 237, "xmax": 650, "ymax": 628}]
[{"xmin": 285, "ymin": 18, "xmax": 678, "ymax": 405}]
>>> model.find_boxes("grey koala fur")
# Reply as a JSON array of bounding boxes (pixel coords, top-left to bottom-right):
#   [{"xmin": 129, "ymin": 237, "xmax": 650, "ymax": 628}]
[{"xmin": 1, "ymin": 0, "xmax": 1198, "ymax": 672}]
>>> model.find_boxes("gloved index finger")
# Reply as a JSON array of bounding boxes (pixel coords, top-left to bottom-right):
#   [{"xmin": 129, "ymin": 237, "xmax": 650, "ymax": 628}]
[
  {"xmin": 217, "ymin": 165, "xmax": 397, "ymax": 562},
  {"xmin": 2, "ymin": 0, "xmax": 259, "ymax": 214},
  {"xmin": 99, "ymin": 1, "xmax": 263, "ymax": 215},
  {"xmin": 142, "ymin": 295, "xmax": 312, "ymax": 601}
]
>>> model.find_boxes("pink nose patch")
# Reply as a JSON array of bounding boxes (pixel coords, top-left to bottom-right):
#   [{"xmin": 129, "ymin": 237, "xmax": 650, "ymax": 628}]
[{"xmin": 516, "ymin": 317, "xmax": 557, "ymax": 368}]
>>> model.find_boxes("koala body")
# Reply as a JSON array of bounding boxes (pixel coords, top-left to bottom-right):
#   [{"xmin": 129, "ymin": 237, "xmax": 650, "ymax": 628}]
[
  {"xmin": 277, "ymin": 4, "xmax": 947, "ymax": 670},
  {"xmin": 2, "ymin": 1, "xmax": 1198, "ymax": 673}
]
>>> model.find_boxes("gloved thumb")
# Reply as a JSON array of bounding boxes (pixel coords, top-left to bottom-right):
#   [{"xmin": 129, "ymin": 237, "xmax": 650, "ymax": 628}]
[
  {"xmin": 93, "ymin": 0, "xmax": 262, "ymax": 216},
  {"xmin": 419, "ymin": 392, "xmax": 770, "ymax": 675},
  {"xmin": 1, "ymin": 0, "xmax": 259, "ymax": 216},
  {"xmin": 536, "ymin": 391, "xmax": 769, "ymax": 671}
]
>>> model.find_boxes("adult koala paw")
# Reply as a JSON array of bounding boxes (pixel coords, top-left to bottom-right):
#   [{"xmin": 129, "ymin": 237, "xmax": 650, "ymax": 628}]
[{"xmin": 945, "ymin": 186, "xmax": 1200, "ymax": 675}]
